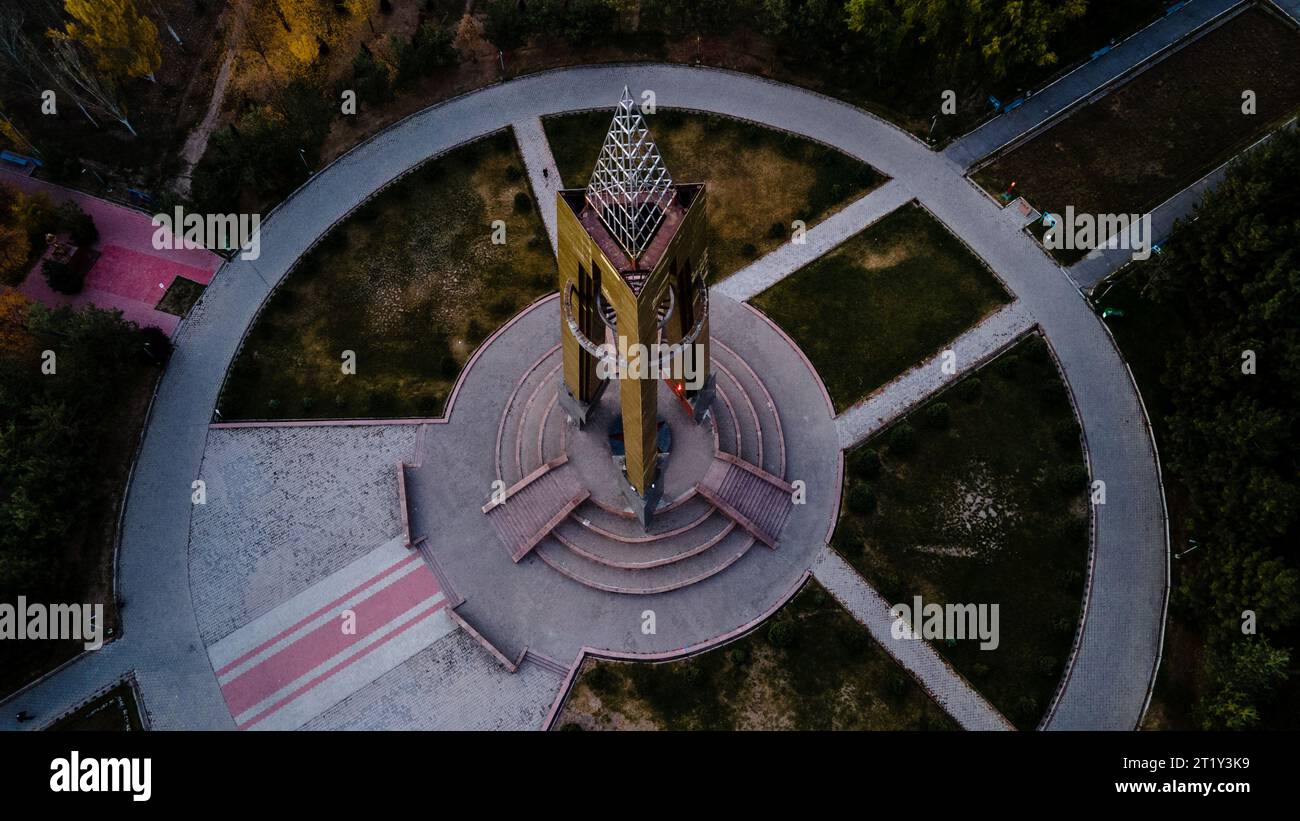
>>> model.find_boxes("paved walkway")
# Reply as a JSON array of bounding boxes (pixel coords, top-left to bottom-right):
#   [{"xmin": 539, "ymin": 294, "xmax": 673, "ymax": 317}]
[
  {"xmin": 717, "ymin": 179, "xmax": 912, "ymax": 302},
  {"xmin": 835, "ymin": 302, "xmax": 1035, "ymax": 449},
  {"xmin": 1, "ymin": 63, "xmax": 1168, "ymax": 732},
  {"xmin": 945, "ymin": 0, "xmax": 1244, "ymax": 169},
  {"xmin": 512, "ymin": 117, "xmax": 562, "ymax": 252},
  {"xmin": 812, "ymin": 547, "xmax": 1014, "ymax": 730}
]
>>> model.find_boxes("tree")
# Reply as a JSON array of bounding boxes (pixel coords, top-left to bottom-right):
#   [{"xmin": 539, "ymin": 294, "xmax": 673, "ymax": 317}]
[
  {"xmin": 45, "ymin": 35, "xmax": 139, "ymax": 135},
  {"xmin": 50, "ymin": 0, "xmax": 162, "ymax": 82},
  {"xmin": 845, "ymin": 0, "xmax": 1087, "ymax": 83},
  {"xmin": 0, "ymin": 225, "xmax": 30, "ymax": 285},
  {"xmin": 1200, "ymin": 637, "xmax": 1290, "ymax": 730}
]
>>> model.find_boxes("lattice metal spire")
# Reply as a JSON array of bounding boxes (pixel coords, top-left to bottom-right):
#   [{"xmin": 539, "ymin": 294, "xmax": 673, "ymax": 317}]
[{"xmin": 585, "ymin": 87, "xmax": 675, "ymax": 261}]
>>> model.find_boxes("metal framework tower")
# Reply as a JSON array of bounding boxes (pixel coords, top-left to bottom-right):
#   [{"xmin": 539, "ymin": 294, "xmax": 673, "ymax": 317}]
[{"xmin": 555, "ymin": 88, "xmax": 715, "ymax": 527}]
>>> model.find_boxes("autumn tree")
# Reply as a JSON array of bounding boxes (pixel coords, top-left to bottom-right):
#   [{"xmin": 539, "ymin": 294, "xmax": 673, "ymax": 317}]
[
  {"xmin": 50, "ymin": 0, "xmax": 162, "ymax": 82},
  {"xmin": 844, "ymin": 0, "xmax": 1087, "ymax": 83},
  {"xmin": 0, "ymin": 225, "xmax": 31, "ymax": 285}
]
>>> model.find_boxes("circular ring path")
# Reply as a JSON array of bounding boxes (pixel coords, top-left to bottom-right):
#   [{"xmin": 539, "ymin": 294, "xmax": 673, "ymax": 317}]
[{"xmin": 4, "ymin": 64, "xmax": 1166, "ymax": 732}]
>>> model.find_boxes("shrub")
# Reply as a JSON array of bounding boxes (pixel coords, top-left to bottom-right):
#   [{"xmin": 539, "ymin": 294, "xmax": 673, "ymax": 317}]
[
  {"xmin": 139, "ymin": 326, "xmax": 172, "ymax": 364},
  {"xmin": 1053, "ymin": 463, "xmax": 1089, "ymax": 493},
  {"xmin": 513, "ymin": 191, "xmax": 532, "ymax": 213},
  {"xmin": 849, "ymin": 447, "xmax": 881, "ymax": 480},
  {"xmin": 847, "ymin": 482, "xmax": 876, "ymax": 516},
  {"xmin": 488, "ymin": 294, "xmax": 516, "ymax": 318},
  {"xmin": 741, "ymin": 242, "xmax": 758, "ymax": 258},
  {"xmin": 766, "ymin": 221, "xmax": 785, "ymax": 240},
  {"xmin": 767, "ymin": 619, "xmax": 796, "ymax": 648},
  {"xmin": 505, "ymin": 164, "xmax": 523, "ymax": 182},
  {"xmin": 1053, "ymin": 418, "xmax": 1079, "ymax": 450},
  {"xmin": 56, "ymin": 202, "xmax": 98, "ymax": 246},
  {"xmin": 956, "ymin": 375, "xmax": 982, "ymax": 401},
  {"xmin": 440, "ymin": 355, "xmax": 460, "ymax": 380},
  {"xmin": 728, "ymin": 646, "xmax": 749, "ymax": 665},
  {"xmin": 1016, "ymin": 695, "xmax": 1040, "ymax": 723},
  {"xmin": 585, "ymin": 664, "xmax": 619, "ymax": 695},
  {"xmin": 922, "ymin": 401, "xmax": 950, "ymax": 429},
  {"xmin": 886, "ymin": 422, "xmax": 915, "ymax": 456},
  {"xmin": 42, "ymin": 258, "xmax": 84, "ymax": 294}
]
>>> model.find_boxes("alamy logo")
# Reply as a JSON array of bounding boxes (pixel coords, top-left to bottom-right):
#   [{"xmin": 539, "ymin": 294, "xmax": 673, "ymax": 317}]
[
  {"xmin": 50, "ymin": 751, "xmax": 151, "ymax": 802},
  {"xmin": 152, "ymin": 206, "xmax": 261, "ymax": 260},
  {"xmin": 0, "ymin": 597, "xmax": 105, "ymax": 651},
  {"xmin": 1043, "ymin": 207, "xmax": 1153, "ymax": 261},
  {"xmin": 595, "ymin": 338, "xmax": 707, "ymax": 391},
  {"xmin": 890, "ymin": 595, "xmax": 1000, "ymax": 650}
]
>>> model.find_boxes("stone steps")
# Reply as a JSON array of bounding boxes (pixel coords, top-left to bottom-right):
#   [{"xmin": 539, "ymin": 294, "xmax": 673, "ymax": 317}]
[
  {"xmin": 532, "ymin": 527, "xmax": 756, "ymax": 595},
  {"xmin": 712, "ymin": 340, "xmax": 786, "ymax": 478},
  {"xmin": 552, "ymin": 507, "xmax": 737, "ymax": 568}
]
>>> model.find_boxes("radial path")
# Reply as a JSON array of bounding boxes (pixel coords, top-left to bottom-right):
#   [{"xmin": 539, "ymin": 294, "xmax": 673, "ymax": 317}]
[{"xmin": 1, "ymin": 64, "xmax": 1166, "ymax": 732}]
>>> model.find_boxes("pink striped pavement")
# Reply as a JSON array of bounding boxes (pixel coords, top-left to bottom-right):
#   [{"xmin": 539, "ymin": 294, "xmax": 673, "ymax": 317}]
[{"xmin": 2, "ymin": 168, "xmax": 220, "ymax": 335}]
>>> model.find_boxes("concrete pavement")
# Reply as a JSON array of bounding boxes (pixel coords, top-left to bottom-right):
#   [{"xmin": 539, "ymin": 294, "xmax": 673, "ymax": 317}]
[{"xmin": 2, "ymin": 62, "xmax": 1169, "ymax": 731}]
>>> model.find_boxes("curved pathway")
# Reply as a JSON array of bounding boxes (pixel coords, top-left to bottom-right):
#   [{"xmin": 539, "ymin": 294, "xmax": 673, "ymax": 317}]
[{"xmin": 2, "ymin": 63, "xmax": 1166, "ymax": 731}]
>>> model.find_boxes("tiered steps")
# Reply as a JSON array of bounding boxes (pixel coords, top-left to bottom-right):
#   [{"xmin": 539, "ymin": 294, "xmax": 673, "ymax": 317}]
[{"xmin": 533, "ymin": 528, "xmax": 755, "ymax": 594}]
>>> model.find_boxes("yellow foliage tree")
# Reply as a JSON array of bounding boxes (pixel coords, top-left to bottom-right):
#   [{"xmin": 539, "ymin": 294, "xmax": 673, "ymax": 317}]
[
  {"xmin": 0, "ymin": 289, "xmax": 36, "ymax": 356},
  {"xmin": 0, "ymin": 225, "xmax": 30, "ymax": 285},
  {"xmin": 52, "ymin": 0, "xmax": 162, "ymax": 81}
]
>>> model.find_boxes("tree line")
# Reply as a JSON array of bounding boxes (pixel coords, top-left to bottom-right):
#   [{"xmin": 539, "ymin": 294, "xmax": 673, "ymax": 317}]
[{"xmin": 1131, "ymin": 127, "xmax": 1300, "ymax": 729}]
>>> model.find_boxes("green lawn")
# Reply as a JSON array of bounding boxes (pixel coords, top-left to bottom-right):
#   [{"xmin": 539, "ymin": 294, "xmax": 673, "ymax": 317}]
[
  {"xmin": 974, "ymin": 6, "xmax": 1300, "ymax": 263},
  {"xmin": 555, "ymin": 581, "xmax": 956, "ymax": 731},
  {"xmin": 752, "ymin": 202, "xmax": 1011, "ymax": 412},
  {"xmin": 834, "ymin": 336, "xmax": 1089, "ymax": 729},
  {"xmin": 543, "ymin": 109, "xmax": 881, "ymax": 281},
  {"xmin": 49, "ymin": 682, "xmax": 144, "ymax": 731},
  {"xmin": 218, "ymin": 130, "xmax": 554, "ymax": 420}
]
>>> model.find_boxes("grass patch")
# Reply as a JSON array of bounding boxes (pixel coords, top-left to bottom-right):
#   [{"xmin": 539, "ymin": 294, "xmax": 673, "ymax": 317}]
[
  {"xmin": 974, "ymin": 6, "xmax": 1300, "ymax": 262},
  {"xmin": 555, "ymin": 580, "xmax": 955, "ymax": 731},
  {"xmin": 156, "ymin": 276, "xmax": 206, "ymax": 317},
  {"xmin": 751, "ymin": 203, "xmax": 1011, "ymax": 412},
  {"xmin": 48, "ymin": 681, "xmax": 143, "ymax": 731},
  {"xmin": 834, "ymin": 336, "xmax": 1089, "ymax": 729},
  {"xmin": 218, "ymin": 130, "xmax": 554, "ymax": 420},
  {"xmin": 543, "ymin": 109, "xmax": 881, "ymax": 281}
]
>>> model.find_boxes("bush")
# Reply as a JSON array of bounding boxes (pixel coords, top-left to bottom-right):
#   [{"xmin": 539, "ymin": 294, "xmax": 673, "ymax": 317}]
[
  {"xmin": 886, "ymin": 422, "xmax": 915, "ymax": 456},
  {"xmin": 352, "ymin": 48, "xmax": 393, "ymax": 105},
  {"xmin": 766, "ymin": 221, "xmax": 785, "ymax": 240},
  {"xmin": 585, "ymin": 664, "xmax": 619, "ymax": 695},
  {"xmin": 392, "ymin": 22, "xmax": 456, "ymax": 87},
  {"xmin": 139, "ymin": 326, "xmax": 172, "ymax": 364},
  {"xmin": 847, "ymin": 482, "xmax": 876, "ymax": 516},
  {"xmin": 1053, "ymin": 463, "xmax": 1089, "ymax": 493},
  {"xmin": 488, "ymin": 295, "xmax": 516, "ymax": 318},
  {"xmin": 740, "ymin": 242, "xmax": 758, "ymax": 258},
  {"xmin": 728, "ymin": 646, "xmax": 749, "ymax": 665},
  {"xmin": 922, "ymin": 401, "xmax": 950, "ymax": 429},
  {"xmin": 513, "ymin": 191, "xmax": 532, "ymax": 213},
  {"xmin": 505, "ymin": 164, "xmax": 523, "ymax": 182},
  {"xmin": 42, "ymin": 258, "xmax": 84, "ymax": 294},
  {"xmin": 440, "ymin": 355, "xmax": 460, "ymax": 380},
  {"xmin": 767, "ymin": 619, "xmax": 796, "ymax": 649},
  {"xmin": 1052, "ymin": 418, "xmax": 1079, "ymax": 450},
  {"xmin": 956, "ymin": 376, "xmax": 983, "ymax": 401},
  {"xmin": 849, "ymin": 447, "xmax": 881, "ymax": 480},
  {"xmin": 56, "ymin": 202, "xmax": 98, "ymax": 246}
]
